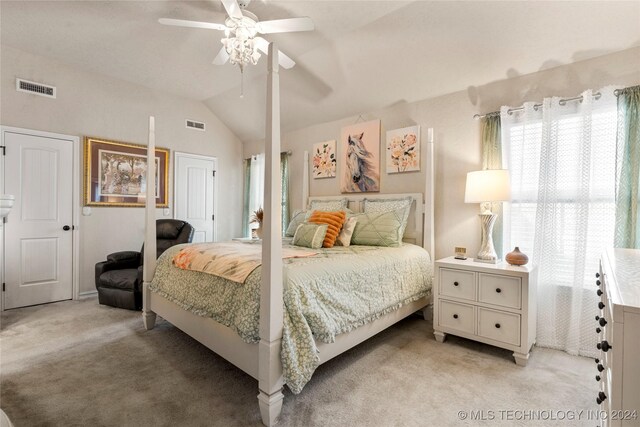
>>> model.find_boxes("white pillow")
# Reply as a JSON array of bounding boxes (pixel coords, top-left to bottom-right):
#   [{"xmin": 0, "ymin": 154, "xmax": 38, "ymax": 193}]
[{"xmin": 334, "ymin": 216, "xmax": 358, "ymax": 247}]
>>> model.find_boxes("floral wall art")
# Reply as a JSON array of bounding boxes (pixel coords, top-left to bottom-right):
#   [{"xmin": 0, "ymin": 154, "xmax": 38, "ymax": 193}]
[
  {"xmin": 340, "ymin": 120, "xmax": 381, "ymax": 193},
  {"xmin": 312, "ymin": 140, "xmax": 336, "ymax": 178},
  {"xmin": 386, "ymin": 125, "xmax": 420, "ymax": 173}
]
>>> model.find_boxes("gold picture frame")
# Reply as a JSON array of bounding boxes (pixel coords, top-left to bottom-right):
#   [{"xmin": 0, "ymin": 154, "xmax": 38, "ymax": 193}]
[{"xmin": 84, "ymin": 136, "xmax": 169, "ymax": 207}]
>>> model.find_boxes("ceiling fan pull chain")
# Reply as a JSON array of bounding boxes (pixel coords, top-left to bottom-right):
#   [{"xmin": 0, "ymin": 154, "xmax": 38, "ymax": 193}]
[{"xmin": 240, "ymin": 65, "xmax": 244, "ymax": 98}]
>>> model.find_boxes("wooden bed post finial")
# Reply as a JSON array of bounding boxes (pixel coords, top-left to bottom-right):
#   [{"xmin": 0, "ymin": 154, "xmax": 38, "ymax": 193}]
[{"xmin": 258, "ymin": 42, "xmax": 285, "ymax": 426}]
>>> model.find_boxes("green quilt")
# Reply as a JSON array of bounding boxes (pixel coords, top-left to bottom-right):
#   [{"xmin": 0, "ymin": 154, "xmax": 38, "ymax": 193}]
[{"xmin": 150, "ymin": 242, "xmax": 432, "ymax": 394}]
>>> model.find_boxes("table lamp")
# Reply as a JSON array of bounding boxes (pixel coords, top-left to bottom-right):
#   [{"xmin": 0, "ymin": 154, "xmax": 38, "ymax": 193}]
[{"xmin": 464, "ymin": 169, "xmax": 510, "ymax": 263}]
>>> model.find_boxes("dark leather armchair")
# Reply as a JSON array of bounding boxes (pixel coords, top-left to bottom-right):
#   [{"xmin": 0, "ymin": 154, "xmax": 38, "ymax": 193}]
[{"xmin": 95, "ymin": 219, "xmax": 195, "ymax": 310}]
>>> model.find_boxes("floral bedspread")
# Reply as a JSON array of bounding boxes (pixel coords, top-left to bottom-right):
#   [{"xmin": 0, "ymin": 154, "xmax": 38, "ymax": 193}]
[{"xmin": 149, "ymin": 242, "xmax": 432, "ymax": 394}]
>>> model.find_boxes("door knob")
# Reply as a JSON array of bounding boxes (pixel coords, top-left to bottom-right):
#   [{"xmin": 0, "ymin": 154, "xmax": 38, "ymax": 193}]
[{"xmin": 63, "ymin": 225, "xmax": 71, "ymax": 231}]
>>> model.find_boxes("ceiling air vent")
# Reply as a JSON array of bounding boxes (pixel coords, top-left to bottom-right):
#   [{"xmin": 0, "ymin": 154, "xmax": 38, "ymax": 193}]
[
  {"xmin": 186, "ymin": 119, "xmax": 205, "ymax": 131},
  {"xmin": 16, "ymin": 78, "xmax": 56, "ymax": 99}
]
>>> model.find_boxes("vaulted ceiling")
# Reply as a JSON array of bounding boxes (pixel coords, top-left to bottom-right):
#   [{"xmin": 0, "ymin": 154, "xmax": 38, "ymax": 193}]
[{"xmin": 2, "ymin": 1, "xmax": 640, "ymax": 141}]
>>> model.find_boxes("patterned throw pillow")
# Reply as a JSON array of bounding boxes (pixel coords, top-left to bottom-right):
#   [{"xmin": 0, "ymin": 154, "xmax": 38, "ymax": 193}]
[
  {"xmin": 308, "ymin": 198, "xmax": 348, "ymax": 211},
  {"xmin": 363, "ymin": 196, "xmax": 413, "ymax": 237},
  {"xmin": 308, "ymin": 210, "xmax": 347, "ymax": 248},
  {"xmin": 286, "ymin": 209, "xmax": 309, "ymax": 237},
  {"xmin": 350, "ymin": 207, "xmax": 409, "ymax": 247},
  {"xmin": 335, "ymin": 216, "xmax": 358, "ymax": 247},
  {"xmin": 292, "ymin": 223, "xmax": 329, "ymax": 249}
]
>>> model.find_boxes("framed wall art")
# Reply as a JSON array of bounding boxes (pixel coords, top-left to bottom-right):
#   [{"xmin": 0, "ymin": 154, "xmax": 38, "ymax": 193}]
[
  {"xmin": 312, "ymin": 140, "xmax": 336, "ymax": 178},
  {"xmin": 340, "ymin": 119, "xmax": 380, "ymax": 193},
  {"xmin": 386, "ymin": 125, "xmax": 420, "ymax": 173},
  {"xmin": 84, "ymin": 136, "xmax": 169, "ymax": 207}
]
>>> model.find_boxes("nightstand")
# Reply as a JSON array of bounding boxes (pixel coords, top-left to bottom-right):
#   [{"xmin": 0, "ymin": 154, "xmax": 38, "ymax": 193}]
[{"xmin": 433, "ymin": 256, "xmax": 537, "ymax": 366}]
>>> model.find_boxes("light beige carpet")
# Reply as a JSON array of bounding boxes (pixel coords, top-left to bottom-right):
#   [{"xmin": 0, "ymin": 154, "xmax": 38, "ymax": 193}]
[{"xmin": 1, "ymin": 298, "xmax": 596, "ymax": 426}]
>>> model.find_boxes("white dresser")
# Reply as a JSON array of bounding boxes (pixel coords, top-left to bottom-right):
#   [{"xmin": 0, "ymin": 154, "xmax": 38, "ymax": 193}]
[
  {"xmin": 597, "ymin": 249, "xmax": 640, "ymax": 426},
  {"xmin": 433, "ymin": 257, "xmax": 537, "ymax": 366}
]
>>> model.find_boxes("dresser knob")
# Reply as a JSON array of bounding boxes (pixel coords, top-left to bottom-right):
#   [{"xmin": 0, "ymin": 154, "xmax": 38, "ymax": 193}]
[
  {"xmin": 596, "ymin": 375, "xmax": 601, "ymax": 381},
  {"xmin": 495, "ymin": 323, "xmax": 501, "ymax": 329},
  {"xmin": 597, "ymin": 341, "xmax": 611, "ymax": 352},
  {"xmin": 598, "ymin": 302, "xmax": 605, "ymax": 309},
  {"xmin": 596, "ymin": 272, "xmax": 600, "ymax": 278},
  {"xmin": 496, "ymin": 288, "xmax": 502, "ymax": 293},
  {"xmin": 596, "ymin": 280, "xmax": 601, "ymax": 286},
  {"xmin": 596, "ymin": 315, "xmax": 600, "ymax": 321},
  {"xmin": 596, "ymin": 392, "xmax": 607, "ymax": 405},
  {"xmin": 453, "ymin": 281, "xmax": 459, "ymax": 287},
  {"xmin": 597, "ymin": 289, "xmax": 603, "ymax": 296},
  {"xmin": 597, "ymin": 364, "xmax": 605, "ymax": 372},
  {"xmin": 599, "ymin": 318, "xmax": 607, "ymax": 327},
  {"xmin": 595, "ymin": 358, "xmax": 599, "ymax": 364},
  {"xmin": 453, "ymin": 314, "xmax": 458, "ymax": 319},
  {"xmin": 596, "ymin": 327, "xmax": 601, "ymax": 333}
]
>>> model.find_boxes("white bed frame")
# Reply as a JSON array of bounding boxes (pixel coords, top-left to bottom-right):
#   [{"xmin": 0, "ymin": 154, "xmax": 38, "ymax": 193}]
[{"xmin": 141, "ymin": 44, "xmax": 435, "ymax": 426}]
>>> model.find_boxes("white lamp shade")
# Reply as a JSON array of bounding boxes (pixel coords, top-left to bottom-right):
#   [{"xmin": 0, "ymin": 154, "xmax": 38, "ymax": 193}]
[{"xmin": 465, "ymin": 169, "xmax": 511, "ymax": 203}]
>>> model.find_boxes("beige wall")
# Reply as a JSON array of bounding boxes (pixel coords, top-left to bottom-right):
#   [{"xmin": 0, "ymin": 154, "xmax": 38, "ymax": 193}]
[
  {"xmin": 1, "ymin": 46, "xmax": 244, "ymax": 294},
  {"xmin": 245, "ymin": 47, "xmax": 640, "ymax": 261}
]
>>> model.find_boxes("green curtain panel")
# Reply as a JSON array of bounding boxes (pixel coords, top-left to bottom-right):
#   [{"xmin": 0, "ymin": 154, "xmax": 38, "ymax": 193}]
[
  {"xmin": 281, "ymin": 152, "xmax": 290, "ymax": 235},
  {"xmin": 242, "ymin": 158, "xmax": 252, "ymax": 237},
  {"xmin": 480, "ymin": 113, "xmax": 504, "ymax": 258},
  {"xmin": 614, "ymin": 85, "xmax": 640, "ymax": 249}
]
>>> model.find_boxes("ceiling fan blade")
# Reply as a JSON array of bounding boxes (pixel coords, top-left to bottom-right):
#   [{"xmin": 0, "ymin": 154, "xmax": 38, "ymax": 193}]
[
  {"xmin": 212, "ymin": 47, "xmax": 230, "ymax": 65},
  {"xmin": 220, "ymin": 0, "xmax": 243, "ymax": 20},
  {"xmin": 256, "ymin": 17, "xmax": 314, "ymax": 34},
  {"xmin": 254, "ymin": 37, "xmax": 296, "ymax": 69},
  {"xmin": 158, "ymin": 18, "xmax": 226, "ymax": 31}
]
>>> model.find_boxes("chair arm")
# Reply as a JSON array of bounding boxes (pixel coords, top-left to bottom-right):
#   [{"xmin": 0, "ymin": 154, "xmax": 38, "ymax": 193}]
[
  {"xmin": 106, "ymin": 251, "xmax": 141, "ymax": 265},
  {"xmin": 136, "ymin": 265, "xmax": 144, "ymax": 290}
]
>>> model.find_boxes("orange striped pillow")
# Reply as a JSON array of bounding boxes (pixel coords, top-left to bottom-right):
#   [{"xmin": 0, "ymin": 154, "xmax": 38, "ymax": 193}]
[{"xmin": 308, "ymin": 210, "xmax": 347, "ymax": 248}]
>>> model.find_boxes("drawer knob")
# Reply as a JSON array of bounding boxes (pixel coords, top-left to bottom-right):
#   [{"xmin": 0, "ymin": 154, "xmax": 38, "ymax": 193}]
[
  {"xmin": 453, "ymin": 281, "xmax": 459, "ymax": 287},
  {"xmin": 597, "ymin": 341, "xmax": 611, "ymax": 352},
  {"xmin": 596, "ymin": 280, "xmax": 601, "ymax": 286},
  {"xmin": 495, "ymin": 288, "xmax": 502, "ymax": 293},
  {"xmin": 596, "ymin": 272, "xmax": 600, "ymax": 278},
  {"xmin": 596, "ymin": 327, "xmax": 601, "ymax": 334},
  {"xmin": 599, "ymin": 318, "xmax": 607, "ymax": 327},
  {"xmin": 595, "ymin": 358, "xmax": 599, "ymax": 364},
  {"xmin": 453, "ymin": 314, "xmax": 458, "ymax": 319},
  {"xmin": 495, "ymin": 323, "xmax": 501, "ymax": 329},
  {"xmin": 598, "ymin": 302, "xmax": 605, "ymax": 310},
  {"xmin": 596, "ymin": 392, "xmax": 607, "ymax": 405},
  {"xmin": 597, "ymin": 363, "xmax": 605, "ymax": 372},
  {"xmin": 595, "ymin": 375, "xmax": 601, "ymax": 382},
  {"xmin": 597, "ymin": 289, "xmax": 603, "ymax": 296},
  {"xmin": 595, "ymin": 315, "xmax": 600, "ymax": 321}
]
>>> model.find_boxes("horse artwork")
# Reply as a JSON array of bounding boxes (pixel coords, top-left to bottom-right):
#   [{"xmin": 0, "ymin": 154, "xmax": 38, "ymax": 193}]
[{"xmin": 340, "ymin": 120, "xmax": 381, "ymax": 193}]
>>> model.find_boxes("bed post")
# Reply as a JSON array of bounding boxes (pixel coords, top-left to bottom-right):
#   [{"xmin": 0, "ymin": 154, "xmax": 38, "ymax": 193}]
[
  {"xmin": 258, "ymin": 42, "xmax": 284, "ymax": 427},
  {"xmin": 142, "ymin": 116, "xmax": 157, "ymax": 330},
  {"xmin": 302, "ymin": 150, "xmax": 309, "ymax": 209},
  {"xmin": 424, "ymin": 127, "xmax": 435, "ymax": 262}
]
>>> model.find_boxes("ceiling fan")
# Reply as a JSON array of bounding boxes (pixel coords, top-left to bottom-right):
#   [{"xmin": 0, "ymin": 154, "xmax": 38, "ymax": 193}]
[{"xmin": 159, "ymin": 0, "xmax": 314, "ymax": 71}]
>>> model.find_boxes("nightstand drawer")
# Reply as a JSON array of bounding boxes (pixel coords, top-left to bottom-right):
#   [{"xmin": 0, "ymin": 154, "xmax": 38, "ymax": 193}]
[
  {"xmin": 478, "ymin": 308, "xmax": 521, "ymax": 346},
  {"xmin": 440, "ymin": 268, "xmax": 476, "ymax": 301},
  {"xmin": 439, "ymin": 300, "xmax": 475, "ymax": 335},
  {"xmin": 478, "ymin": 274, "xmax": 522, "ymax": 309}
]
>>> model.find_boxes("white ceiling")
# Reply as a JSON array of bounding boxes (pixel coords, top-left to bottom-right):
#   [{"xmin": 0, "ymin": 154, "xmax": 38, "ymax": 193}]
[{"xmin": 2, "ymin": 1, "xmax": 640, "ymax": 141}]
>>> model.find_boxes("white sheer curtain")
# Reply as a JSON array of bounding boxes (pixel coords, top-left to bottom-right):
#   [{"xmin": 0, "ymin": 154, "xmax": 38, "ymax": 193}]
[
  {"xmin": 501, "ymin": 88, "xmax": 618, "ymax": 357},
  {"xmin": 248, "ymin": 153, "xmax": 265, "ymax": 230}
]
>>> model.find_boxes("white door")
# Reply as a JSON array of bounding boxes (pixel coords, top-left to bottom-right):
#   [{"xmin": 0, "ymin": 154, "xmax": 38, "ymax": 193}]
[
  {"xmin": 3, "ymin": 130, "xmax": 74, "ymax": 309},
  {"xmin": 174, "ymin": 153, "xmax": 216, "ymax": 243}
]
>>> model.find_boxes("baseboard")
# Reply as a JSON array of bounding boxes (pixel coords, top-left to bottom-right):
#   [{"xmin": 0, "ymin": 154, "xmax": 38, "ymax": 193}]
[{"xmin": 78, "ymin": 290, "xmax": 98, "ymax": 300}]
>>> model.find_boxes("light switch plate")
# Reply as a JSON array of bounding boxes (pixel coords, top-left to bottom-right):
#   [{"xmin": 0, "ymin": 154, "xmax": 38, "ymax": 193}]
[{"xmin": 82, "ymin": 206, "xmax": 91, "ymax": 216}]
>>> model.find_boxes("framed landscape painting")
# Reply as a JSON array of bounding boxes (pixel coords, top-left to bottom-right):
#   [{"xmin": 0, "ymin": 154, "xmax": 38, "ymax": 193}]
[
  {"xmin": 312, "ymin": 140, "xmax": 336, "ymax": 178},
  {"xmin": 84, "ymin": 136, "xmax": 169, "ymax": 207},
  {"xmin": 340, "ymin": 119, "xmax": 380, "ymax": 193},
  {"xmin": 386, "ymin": 125, "xmax": 420, "ymax": 173}
]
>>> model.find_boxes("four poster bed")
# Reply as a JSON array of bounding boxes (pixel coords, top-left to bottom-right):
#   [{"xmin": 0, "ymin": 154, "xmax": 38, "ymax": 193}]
[{"xmin": 141, "ymin": 44, "xmax": 436, "ymax": 426}]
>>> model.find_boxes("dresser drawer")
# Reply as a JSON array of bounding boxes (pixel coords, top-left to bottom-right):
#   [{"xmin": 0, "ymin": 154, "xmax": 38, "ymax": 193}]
[
  {"xmin": 478, "ymin": 273, "xmax": 522, "ymax": 309},
  {"xmin": 478, "ymin": 308, "xmax": 521, "ymax": 346},
  {"xmin": 439, "ymin": 300, "xmax": 475, "ymax": 335},
  {"xmin": 440, "ymin": 268, "xmax": 476, "ymax": 301}
]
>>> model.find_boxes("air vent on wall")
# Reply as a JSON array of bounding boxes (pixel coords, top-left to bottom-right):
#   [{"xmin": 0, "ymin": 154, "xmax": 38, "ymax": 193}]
[
  {"xmin": 16, "ymin": 78, "xmax": 56, "ymax": 98},
  {"xmin": 186, "ymin": 119, "xmax": 205, "ymax": 131}
]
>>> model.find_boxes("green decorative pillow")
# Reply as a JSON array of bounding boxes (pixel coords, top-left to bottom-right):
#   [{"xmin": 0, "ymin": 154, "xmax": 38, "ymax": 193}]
[
  {"xmin": 308, "ymin": 198, "xmax": 348, "ymax": 211},
  {"xmin": 363, "ymin": 196, "xmax": 412, "ymax": 237},
  {"xmin": 292, "ymin": 222, "xmax": 328, "ymax": 249},
  {"xmin": 286, "ymin": 209, "xmax": 310, "ymax": 237},
  {"xmin": 350, "ymin": 207, "xmax": 409, "ymax": 247}
]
